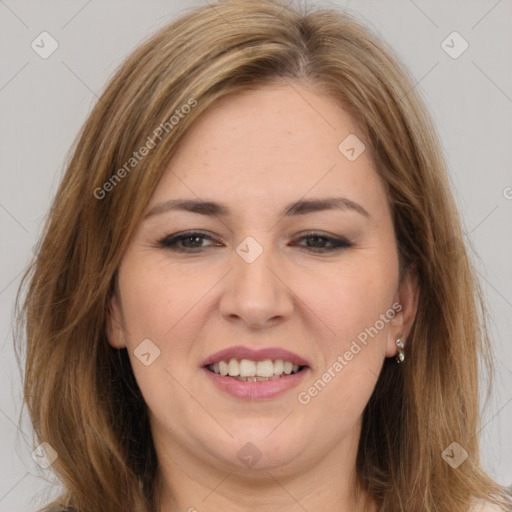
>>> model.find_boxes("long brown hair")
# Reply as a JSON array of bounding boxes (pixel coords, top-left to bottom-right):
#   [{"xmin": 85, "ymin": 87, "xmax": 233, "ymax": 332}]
[{"xmin": 15, "ymin": 1, "xmax": 511, "ymax": 511}]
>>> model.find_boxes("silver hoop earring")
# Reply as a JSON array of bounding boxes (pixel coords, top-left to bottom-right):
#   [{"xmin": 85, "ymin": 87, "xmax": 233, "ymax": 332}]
[{"xmin": 395, "ymin": 338, "xmax": 405, "ymax": 363}]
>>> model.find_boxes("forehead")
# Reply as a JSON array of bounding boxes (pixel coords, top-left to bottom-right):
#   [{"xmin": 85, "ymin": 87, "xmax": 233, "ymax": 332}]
[{"xmin": 150, "ymin": 83, "xmax": 386, "ymax": 217}]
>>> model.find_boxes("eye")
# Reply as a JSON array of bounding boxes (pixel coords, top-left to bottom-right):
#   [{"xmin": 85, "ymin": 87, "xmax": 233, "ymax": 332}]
[
  {"xmin": 157, "ymin": 230, "xmax": 353, "ymax": 254},
  {"xmin": 293, "ymin": 231, "xmax": 353, "ymax": 253},
  {"xmin": 158, "ymin": 231, "xmax": 221, "ymax": 252}
]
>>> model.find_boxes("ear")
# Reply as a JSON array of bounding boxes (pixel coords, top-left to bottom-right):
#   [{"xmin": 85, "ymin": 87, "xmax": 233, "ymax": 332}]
[
  {"xmin": 106, "ymin": 293, "xmax": 127, "ymax": 349},
  {"xmin": 385, "ymin": 266, "xmax": 419, "ymax": 358}
]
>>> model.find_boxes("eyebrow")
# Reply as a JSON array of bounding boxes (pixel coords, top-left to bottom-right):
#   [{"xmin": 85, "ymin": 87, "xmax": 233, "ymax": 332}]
[{"xmin": 144, "ymin": 196, "xmax": 370, "ymax": 220}]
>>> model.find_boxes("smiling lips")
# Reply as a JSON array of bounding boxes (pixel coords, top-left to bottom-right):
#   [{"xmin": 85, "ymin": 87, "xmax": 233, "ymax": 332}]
[
  {"xmin": 208, "ymin": 358, "xmax": 303, "ymax": 381},
  {"xmin": 201, "ymin": 345, "xmax": 310, "ymax": 398}
]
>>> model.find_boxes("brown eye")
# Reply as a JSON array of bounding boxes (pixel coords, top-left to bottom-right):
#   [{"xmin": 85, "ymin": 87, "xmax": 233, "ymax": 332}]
[
  {"xmin": 158, "ymin": 232, "xmax": 221, "ymax": 252},
  {"xmin": 293, "ymin": 232, "xmax": 352, "ymax": 252}
]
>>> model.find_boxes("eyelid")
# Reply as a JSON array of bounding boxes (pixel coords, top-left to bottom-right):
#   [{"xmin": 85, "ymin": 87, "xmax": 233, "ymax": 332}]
[
  {"xmin": 292, "ymin": 231, "xmax": 353, "ymax": 251},
  {"xmin": 292, "ymin": 230, "xmax": 350, "ymax": 242},
  {"xmin": 157, "ymin": 230, "xmax": 353, "ymax": 253},
  {"xmin": 158, "ymin": 230, "xmax": 220, "ymax": 248}
]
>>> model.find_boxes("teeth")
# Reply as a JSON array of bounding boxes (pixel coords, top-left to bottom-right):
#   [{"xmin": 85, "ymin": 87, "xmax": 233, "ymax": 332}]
[
  {"xmin": 228, "ymin": 359, "xmax": 240, "ymax": 376},
  {"xmin": 255, "ymin": 360, "xmax": 274, "ymax": 377},
  {"xmin": 208, "ymin": 358, "xmax": 304, "ymax": 378},
  {"xmin": 274, "ymin": 359, "xmax": 284, "ymax": 375},
  {"xmin": 219, "ymin": 360, "xmax": 229, "ymax": 376},
  {"xmin": 239, "ymin": 359, "xmax": 256, "ymax": 377},
  {"xmin": 231, "ymin": 375, "xmax": 281, "ymax": 382}
]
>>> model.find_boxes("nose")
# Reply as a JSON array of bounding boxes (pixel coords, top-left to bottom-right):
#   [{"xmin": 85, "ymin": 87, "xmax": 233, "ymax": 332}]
[{"xmin": 218, "ymin": 242, "xmax": 294, "ymax": 329}]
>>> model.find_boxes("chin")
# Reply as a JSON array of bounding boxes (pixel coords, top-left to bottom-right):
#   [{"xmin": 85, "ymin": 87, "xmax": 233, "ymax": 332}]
[{"xmin": 191, "ymin": 424, "xmax": 306, "ymax": 473}]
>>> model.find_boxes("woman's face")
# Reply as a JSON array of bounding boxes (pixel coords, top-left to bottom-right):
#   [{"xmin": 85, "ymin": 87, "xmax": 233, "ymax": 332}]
[{"xmin": 107, "ymin": 82, "xmax": 417, "ymax": 477}]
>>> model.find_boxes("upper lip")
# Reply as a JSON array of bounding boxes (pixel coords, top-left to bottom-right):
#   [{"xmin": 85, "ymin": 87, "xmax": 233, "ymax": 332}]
[{"xmin": 200, "ymin": 345, "xmax": 311, "ymax": 367}]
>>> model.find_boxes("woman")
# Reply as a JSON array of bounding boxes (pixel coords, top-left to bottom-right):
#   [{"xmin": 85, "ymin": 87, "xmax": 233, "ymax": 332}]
[{"xmin": 15, "ymin": 0, "xmax": 511, "ymax": 511}]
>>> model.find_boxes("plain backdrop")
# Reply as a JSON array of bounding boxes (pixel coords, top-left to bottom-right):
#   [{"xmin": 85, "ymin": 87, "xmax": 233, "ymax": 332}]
[{"xmin": 1, "ymin": 1, "xmax": 511, "ymax": 510}]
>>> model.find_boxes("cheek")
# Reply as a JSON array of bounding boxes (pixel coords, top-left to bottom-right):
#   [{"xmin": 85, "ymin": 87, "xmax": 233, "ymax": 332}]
[
  {"xmin": 298, "ymin": 255, "xmax": 398, "ymax": 345},
  {"xmin": 117, "ymin": 255, "xmax": 208, "ymax": 342},
  {"xmin": 115, "ymin": 258, "xmax": 199, "ymax": 417},
  {"xmin": 294, "ymin": 271, "xmax": 393, "ymax": 423},
  {"xmin": 294, "ymin": 255, "xmax": 398, "ymax": 422},
  {"xmin": 115, "ymin": 254, "xmax": 221, "ymax": 401}
]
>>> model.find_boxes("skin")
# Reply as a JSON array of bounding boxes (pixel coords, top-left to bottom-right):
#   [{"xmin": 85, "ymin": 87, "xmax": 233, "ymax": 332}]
[{"xmin": 107, "ymin": 82, "xmax": 419, "ymax": 512}]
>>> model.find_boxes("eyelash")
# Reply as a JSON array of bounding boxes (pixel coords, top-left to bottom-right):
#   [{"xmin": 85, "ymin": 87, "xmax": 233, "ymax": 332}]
[{"xmin": 157, "ymin": 231, "xmax": 353, "ymax": 253}]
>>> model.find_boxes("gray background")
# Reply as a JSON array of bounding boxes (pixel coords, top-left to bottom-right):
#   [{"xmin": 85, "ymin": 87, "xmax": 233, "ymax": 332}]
[{"xmin": 1, "ymin": 1, "xmax": 511, "ymax": 510}]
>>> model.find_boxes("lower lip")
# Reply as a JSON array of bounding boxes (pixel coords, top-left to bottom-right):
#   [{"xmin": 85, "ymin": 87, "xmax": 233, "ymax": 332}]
[{"xmin": 201, "ymin": 367, "xmax": 309, "ymax": 399}]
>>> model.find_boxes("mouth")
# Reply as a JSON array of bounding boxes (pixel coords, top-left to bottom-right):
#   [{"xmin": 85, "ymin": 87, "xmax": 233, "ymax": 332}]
[
  {"xmin": 205, "ymin": 359, "xmax": 307, "ymax": 382},
  {"xmin": 200, "ymin": 345, "xmax": 310, "ymax": 399}
]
